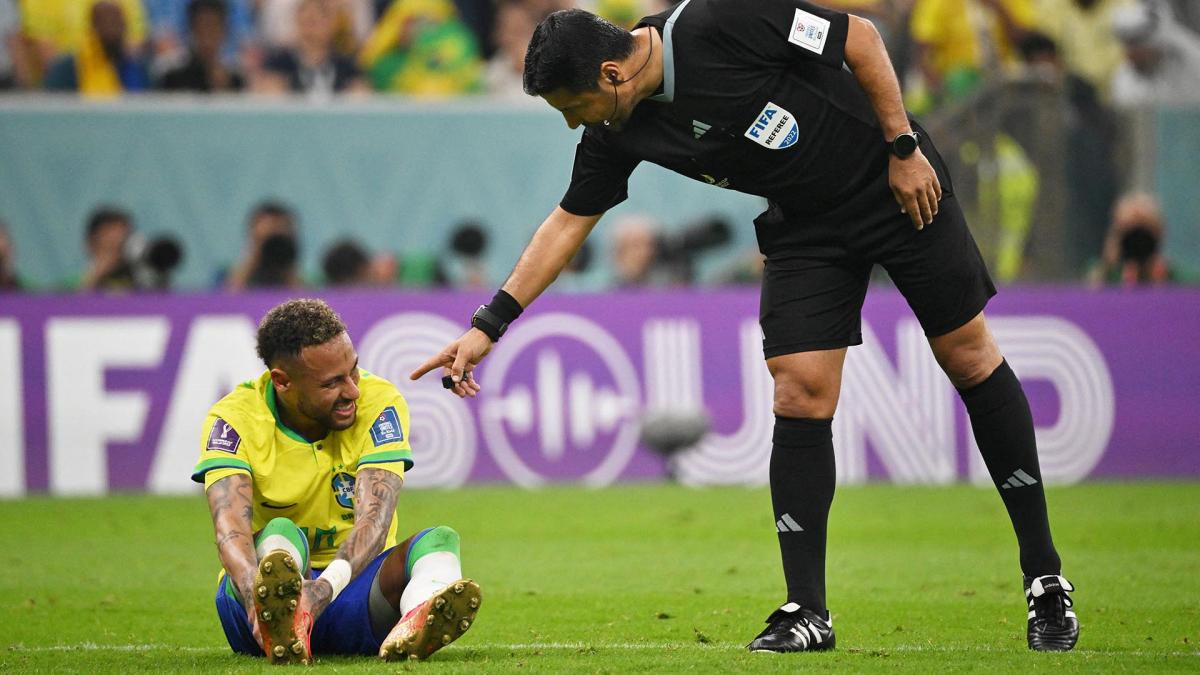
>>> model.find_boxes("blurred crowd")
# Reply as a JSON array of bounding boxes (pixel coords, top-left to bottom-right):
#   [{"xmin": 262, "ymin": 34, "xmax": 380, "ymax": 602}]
[
  {"xmin": 0, "ymin": 0, "xmax": 679, "ymax": 98},
  {"xmin": 0, "ymin": 0, "xmax": 1196, "ymax": 293},
  {"xmin": 0, "ymin": 0, "xmax": 1195, "ymax": 105}
]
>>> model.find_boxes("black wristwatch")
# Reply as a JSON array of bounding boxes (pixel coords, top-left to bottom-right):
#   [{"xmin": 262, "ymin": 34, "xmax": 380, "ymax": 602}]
[
  {"xmin": 471, "ymin": 305, "xmax": 509, "ymax": 342},
  {"xmin": 890, "ymin": 131, "xmax": 921, "ymax": 159}
]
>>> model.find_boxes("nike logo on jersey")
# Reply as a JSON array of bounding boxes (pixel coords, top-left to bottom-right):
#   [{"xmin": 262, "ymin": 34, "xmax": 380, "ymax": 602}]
[
  {"xmin": 260, "ymin": 501, "xmax": 298, "ymax": 509},
  {"xmin": 745, "ymin": 102, "xmax": 799, "ymax": 150}
]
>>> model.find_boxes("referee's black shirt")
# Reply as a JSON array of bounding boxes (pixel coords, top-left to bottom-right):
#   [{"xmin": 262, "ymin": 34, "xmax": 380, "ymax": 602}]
[{"xmin": 559, "ymin": 0, "xmax": 931, "ymax": 223}]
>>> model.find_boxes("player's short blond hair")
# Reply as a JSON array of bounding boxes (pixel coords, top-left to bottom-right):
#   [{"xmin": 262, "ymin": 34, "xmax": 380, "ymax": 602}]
[{"xmin": 256, "ymin": 298, "xmax": 347, "ymax": 367}]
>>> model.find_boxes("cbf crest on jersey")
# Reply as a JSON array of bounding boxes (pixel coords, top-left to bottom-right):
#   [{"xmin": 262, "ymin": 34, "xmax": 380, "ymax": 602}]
[
  {"xmin": 369, "ymin": 406, "xmax": 404, "ymax": 447},
  {"xmin": 206, "ymin": 417, "xmax": 242, "ymax": 454},
  {"xmin": 745, "ymin": 102, "xmax": 799, "ymax": 150},
  {"xmin": 788, "ymin": 8, "xmax": 830, "ymax": 54},
  {"xmin": 332, "ymin": 472, "xmax": 355, "ymax": 509}
]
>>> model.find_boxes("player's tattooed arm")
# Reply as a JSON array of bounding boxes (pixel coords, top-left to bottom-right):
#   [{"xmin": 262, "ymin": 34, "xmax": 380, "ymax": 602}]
[
  {"xmin": 306, "ymin": 468, "xmax": 402, "ymax": 616},
  {"xmin": 207, "ymin": 473, "xmax": 258, "ymax": 603}
]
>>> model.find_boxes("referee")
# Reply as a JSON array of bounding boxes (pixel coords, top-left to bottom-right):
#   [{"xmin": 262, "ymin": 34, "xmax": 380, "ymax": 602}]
[{"xmin": 412, "ymin": 1, "xmax": 1078, "ymax": 653}]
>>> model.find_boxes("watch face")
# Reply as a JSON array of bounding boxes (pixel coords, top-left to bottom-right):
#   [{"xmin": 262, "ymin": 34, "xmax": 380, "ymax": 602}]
[{"xmin": 894, "ymin": 133, "xmax": 918, "ymax": 157}]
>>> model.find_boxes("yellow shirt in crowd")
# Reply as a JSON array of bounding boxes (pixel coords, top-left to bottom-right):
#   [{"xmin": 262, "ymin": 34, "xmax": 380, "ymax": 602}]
[
  {"xmin": 20, "ymin": 0, "xmax": 148, "ymax": 53},
  {"xmin": 911, "ymin": 0, "xmax": 1035, "ymax": 77}
]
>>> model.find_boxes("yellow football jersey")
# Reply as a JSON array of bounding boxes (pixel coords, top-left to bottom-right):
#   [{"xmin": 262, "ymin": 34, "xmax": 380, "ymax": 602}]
[{"xmin": 191, "ymin": 370, "xmax": 414, "ymax": 569}]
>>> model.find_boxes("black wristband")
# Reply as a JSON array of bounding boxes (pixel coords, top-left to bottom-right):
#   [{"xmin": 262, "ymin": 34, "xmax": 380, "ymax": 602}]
[
  {"xmin": 471, "ymin": 290, "xmax": 524, "ymax": 342},
  {"xmin": 486, "ymin": 289, "xmax": 524, "ymax": 325}
]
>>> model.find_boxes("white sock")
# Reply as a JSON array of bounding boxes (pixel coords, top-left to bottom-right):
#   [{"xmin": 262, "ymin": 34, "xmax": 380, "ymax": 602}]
[
  {"xmin": 398, "ymin": 551, "xmax": 462, "ymax": 615},
  {"xmin": 257, "ymin": 534, "xmax": 303, "ymax": 569}
]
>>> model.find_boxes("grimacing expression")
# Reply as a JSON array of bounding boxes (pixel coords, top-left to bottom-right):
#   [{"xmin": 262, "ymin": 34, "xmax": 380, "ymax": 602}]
[{"xmin": 280, "ymin": 332, "xmax": 361, "ymax": 432}]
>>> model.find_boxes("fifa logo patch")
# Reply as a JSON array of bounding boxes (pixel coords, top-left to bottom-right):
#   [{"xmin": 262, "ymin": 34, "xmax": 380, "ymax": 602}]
[
  {"xmin": 332, "ymin": 472, "xmax": 355, "ymax": 509},
  {"xmin": 744, "ymin": 102, "xmax": 799, "ymax": 150},
  {"xmin": 369, "ymin": 406, "xmax": 404, "ymax": 447},
  {"xmin": 788, "ymin": 8, "xmax": 830, "ymax": 54},
  {"xmin": 206, "ymin": 418, "xmax": 241, "ymax": 454}
]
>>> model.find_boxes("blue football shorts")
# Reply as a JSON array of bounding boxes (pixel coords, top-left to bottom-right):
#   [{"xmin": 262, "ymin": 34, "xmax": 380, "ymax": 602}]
[{"xmin": 214, "ymin": 546, "xmax": 394, "ymax": 656}]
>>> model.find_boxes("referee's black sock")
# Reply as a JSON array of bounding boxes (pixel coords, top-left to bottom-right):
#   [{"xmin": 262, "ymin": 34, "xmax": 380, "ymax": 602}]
[
  {"xmin": 769, "ymin": 415, "xmax": 836, "ymax": 615},
  {"xmin": 958, "ymin": 359, "xmax": 1061, "ymax": 576}
]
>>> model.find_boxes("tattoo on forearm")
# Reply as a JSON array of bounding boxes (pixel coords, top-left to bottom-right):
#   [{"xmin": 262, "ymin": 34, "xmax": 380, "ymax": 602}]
[
  {"xmin": 207, "ymin": 474, "xmax": 257, "ymax": 583},
  {"xmin": 336, "ymin": 469, "xmax": 402, "ymax": 574},
  {"xmin": 217, "ymin": 530, "xmax": 249, "ymax": 547}
]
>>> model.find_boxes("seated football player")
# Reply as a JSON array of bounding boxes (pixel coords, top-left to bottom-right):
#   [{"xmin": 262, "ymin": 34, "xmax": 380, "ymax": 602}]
[{"xmin": 192, "ymin": 298, "xmax": 482, "ymax": 663}]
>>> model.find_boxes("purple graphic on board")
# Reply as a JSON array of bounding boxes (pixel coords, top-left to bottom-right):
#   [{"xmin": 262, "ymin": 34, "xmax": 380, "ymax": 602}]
[{"xmin": 0, "ymin": 287, "xmax": 1196, "ymax": 495}]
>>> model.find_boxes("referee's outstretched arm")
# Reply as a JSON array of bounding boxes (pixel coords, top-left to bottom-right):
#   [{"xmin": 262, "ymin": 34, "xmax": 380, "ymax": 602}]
[
  {"xmin": 843, "ymin": 15, "xmax": 941, "ymax": 230},
  {"xmin": 410, "ymin": 207, "xmax": 602, "ymax": 397}
]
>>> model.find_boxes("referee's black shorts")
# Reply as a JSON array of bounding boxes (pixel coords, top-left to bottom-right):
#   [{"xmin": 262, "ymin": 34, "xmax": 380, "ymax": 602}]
[{"xmin": 754, "ymin": 137, "xmax": 995, "ymax": 359}]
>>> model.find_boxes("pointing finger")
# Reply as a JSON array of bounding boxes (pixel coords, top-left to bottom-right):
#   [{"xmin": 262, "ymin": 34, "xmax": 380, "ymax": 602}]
[{"xmin": 410, "ymin": 352, "xmax": 452, "ymax": 380}]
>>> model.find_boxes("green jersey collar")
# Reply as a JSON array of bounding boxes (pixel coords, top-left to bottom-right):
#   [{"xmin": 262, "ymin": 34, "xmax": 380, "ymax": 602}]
[{"xmin": 265, "ymin": 383, "xmax": 319, "ymax": 445}]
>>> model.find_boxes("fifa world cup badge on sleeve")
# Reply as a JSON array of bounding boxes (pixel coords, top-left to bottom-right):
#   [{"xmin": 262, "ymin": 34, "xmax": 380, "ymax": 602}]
[
  {"xmin": 369, "ymin": 406, "xmax": 404, "ymax": 447},
  {"xmin": 206, "ymin": 418, "xmax": 242, "ymax": 454},
  {"xmin": 788, "ymin": 8, "xmax": 830, "ymax": 54}
]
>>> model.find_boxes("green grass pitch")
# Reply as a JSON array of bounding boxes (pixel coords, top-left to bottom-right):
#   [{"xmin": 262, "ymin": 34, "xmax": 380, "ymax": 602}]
[{"xmin": 3, "ymin": 482, "xmax": 1198, "ymax": 672}]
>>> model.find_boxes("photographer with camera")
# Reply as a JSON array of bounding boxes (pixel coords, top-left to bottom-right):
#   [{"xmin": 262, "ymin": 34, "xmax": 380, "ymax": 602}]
[
  {"xmin": 79, "ymin": 207, "xmax": 136, "ymax": 292},
  {"xmin": 78, "ymin": 206, "xmax": 186, "ymax": 293},
  {"xmin": 226, "ymin": 200, "xmax": 302, "ymax": 291},
  {"xmin": 609, "ymin": 213, "xmax": 733, "ymax": 288},
  {"xmin": 1087, "ymin": 192, "xmax": 1175, "ymax": 287}
]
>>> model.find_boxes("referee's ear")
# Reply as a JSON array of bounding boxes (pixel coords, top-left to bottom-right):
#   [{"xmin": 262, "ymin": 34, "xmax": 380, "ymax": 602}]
[{"xmin": 602, "ymin": 63, "xmax": 621, "ymax": 85}]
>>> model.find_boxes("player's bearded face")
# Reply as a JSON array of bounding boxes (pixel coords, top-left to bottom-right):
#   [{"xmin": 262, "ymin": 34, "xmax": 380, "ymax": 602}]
[{"xmin": 285, "ymin": 333, "xmax": 361, "ymax": 433}]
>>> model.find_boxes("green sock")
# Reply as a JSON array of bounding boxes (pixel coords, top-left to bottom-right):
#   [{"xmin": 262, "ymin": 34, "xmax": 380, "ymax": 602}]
[{"xmin": 255, "ymin": 517, "xmax": 310, "ymax": 572}]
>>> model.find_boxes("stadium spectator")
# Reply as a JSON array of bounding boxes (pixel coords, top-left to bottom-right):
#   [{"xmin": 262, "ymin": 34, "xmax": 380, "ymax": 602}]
[
  {"xmin": 0, "ymin": 0, "xmax": 17, "ymax": 88},
  {"xmin": 358, "ymin": 0, "xmax": 483, "ymax": 95},
  {"xmin": 1087, "ymin": 192, "xmax": 1175, "ymax": 286},
  {"xmin": 0, "ymin": 220, "xmax": 21, "ymax": 291},
  {"xmin": 20, "ymin": 0, "xmax": 149, "ymax": 76},
  {"xmin": 79, "ymin": 206, "xmax": 137, "ymax": 292},
  {"xmin": 1111, "ymin": 0, "xmax": 1200, "ymax": 107},
  {"xmin": 43, "ymin": 0, "xmax": 151, "ymax": 95},
  {"xmin": 1015, "ymin": 31, "xmax": 1120, "ymax": 276},
  {"xmin": 255, "ymin": 0, "xmax": 370, "ymax": 97},
  {"xmin": 259, "ymin": 0, "xmax": 373, "ymax": 54},
  {"xmin": 158, "ymin": 0, "xmax": 245, "ymax": 91},
  {"xmin": 484, "ymin": 0, "xmax": 537, "ymax": 99},
  {"xmin": 909, "ymin": 0, "xmax": 1034, "ymax": 106},
  {"xmin": 609, "ymin": 214, "xmax": 662, "ymax": 288},
  {"xmin": 322, "ymin": 238, "xmax": 397, "ymax": 286},
  {"xmin": 1034, "ymin": 0, "xmax": 1133, "ymax": 101},
  {"xmin": 193, "ymin": 298, "xmax": 481, "ymax": 663},
  {"xmin": 225, "ymin": 200, "xmax": 303, "ymax": 291},
  {"xmin": 144, "ymin": 0, "xmax": 255, "ymax": 71}
]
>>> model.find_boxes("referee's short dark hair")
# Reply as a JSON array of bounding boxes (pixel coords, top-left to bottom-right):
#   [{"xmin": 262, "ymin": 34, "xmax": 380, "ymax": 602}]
[
  {"xmin": 256, "ymin": 298, "xmax": 347, "ymax": 368},
  {"xmin": 523, "ymin": 9, "xmax": 635, "ymax": 96}
]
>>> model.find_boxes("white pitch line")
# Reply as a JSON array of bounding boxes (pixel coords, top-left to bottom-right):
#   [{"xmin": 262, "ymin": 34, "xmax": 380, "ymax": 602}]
[{"xmin": 6, "ymin": 642, "xmax": 1198, "ymax": 658}]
